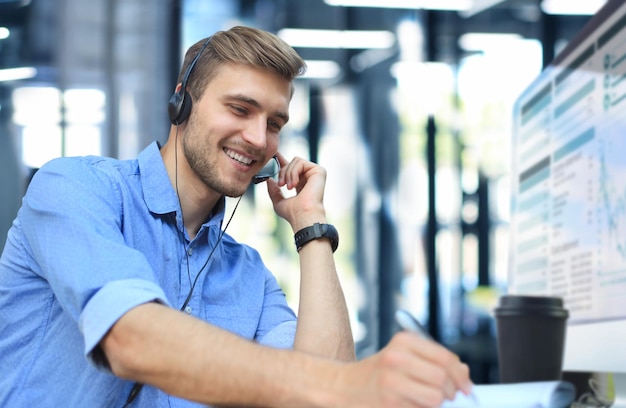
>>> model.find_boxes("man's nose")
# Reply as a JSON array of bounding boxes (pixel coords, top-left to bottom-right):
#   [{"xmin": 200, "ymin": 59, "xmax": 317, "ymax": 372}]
[{"xmin": 241, "ymin": 117, "xmax": 267, "ymax": 148}]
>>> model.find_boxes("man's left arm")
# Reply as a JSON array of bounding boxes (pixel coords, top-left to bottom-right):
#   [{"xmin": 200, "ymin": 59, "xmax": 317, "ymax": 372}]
[
  {"xmin": 292, "ymin": 231, "xmax": 355, "ymax": 361},
  {"xmin": 266, "ymin": 154, "xmax": 355, "ymax": 362}
]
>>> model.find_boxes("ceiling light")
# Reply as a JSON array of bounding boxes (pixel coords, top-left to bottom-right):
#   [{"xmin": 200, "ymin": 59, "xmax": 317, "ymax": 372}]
[
  {"xmin": 278, "ymin": 28, "xmax": 395, "ymax": 49},
  {"xmin": 0, "ymin": 27, "xmax": 9, "ymax": 40},
  {"xmin": 459, "ymin": 0, "xmax": 507, "ymax": 17},
  {"xmin": 324, "ymin": 0, "xmax": 472, "ymax": 11},
  {"xmin": 541, "ymin": 0, "xmax": 607, "ymax": 15},
  {"xmin": 0, "ymin": 67, "xmax": 37, "ymax": 82},
  {"xmin": 351, "ymin": 48, "xmax": 396, "ymax": 72},
  {"xmin": 300, "ymin": 60, "xmax": 342, "ymax": 79},
  {"xmin": 459, "ymin": 33, "xmax": 523, "ymax": 51}
]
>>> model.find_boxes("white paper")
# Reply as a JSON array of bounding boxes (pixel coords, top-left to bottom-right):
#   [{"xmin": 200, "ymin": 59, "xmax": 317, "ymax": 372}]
[{"xmin": 441, "ymin": 381, "xmax": 576, "ymax": 408}]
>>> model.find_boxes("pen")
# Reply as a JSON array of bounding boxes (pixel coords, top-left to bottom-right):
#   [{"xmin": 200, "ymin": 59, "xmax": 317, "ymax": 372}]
[
  {"xmin": 395, "ymin": 309, "xmax": 434, "ymax": 340},
  {"xmin": 394, "ymin": 309, "xmax": 480, "ymax": 407}
]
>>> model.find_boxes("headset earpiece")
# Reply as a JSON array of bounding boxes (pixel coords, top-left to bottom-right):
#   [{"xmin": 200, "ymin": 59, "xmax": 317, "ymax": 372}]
[
  {"xmin": 167, "ymin": 36, "xmax": 211, "ymax": 125},
  {"xmin": 168, "ymin": 90, "xmax": 192, "ymax": 125}
]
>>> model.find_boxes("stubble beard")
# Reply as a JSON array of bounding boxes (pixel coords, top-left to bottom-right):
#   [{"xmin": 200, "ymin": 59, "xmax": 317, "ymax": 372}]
[{"xmin": 182, "ymin": 117, "xmax": 250, "ymax": 198}]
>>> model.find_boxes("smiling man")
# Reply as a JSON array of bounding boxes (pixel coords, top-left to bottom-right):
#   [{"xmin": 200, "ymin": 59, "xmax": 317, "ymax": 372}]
[{"xmin": 0, "ymin": 26, "xmax": 473, "ymax": 407}]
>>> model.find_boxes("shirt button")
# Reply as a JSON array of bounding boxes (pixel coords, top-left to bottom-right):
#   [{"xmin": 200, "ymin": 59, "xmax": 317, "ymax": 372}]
[
  {"xmin": 184, "ymin": 306, "xmax": 192, "ymax": 314},
  {"xmin": 187, "ymin": 248, "xmax": 193, "ymax": 256}
]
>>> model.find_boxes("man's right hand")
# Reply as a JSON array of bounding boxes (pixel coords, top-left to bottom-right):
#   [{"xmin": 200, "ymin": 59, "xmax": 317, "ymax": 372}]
[{"xmin": 333, "ymin": 332, "xmax": 473, "ymax": 408}]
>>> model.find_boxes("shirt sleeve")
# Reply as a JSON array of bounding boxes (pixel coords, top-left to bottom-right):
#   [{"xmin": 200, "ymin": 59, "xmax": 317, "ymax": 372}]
[
  {"xmin": 19, "ymin": 157, "xmax": 171, "ymax": 362},
  {"xmin": 254, "ymin": 267, "xmax": 298, "ymax": 349},
  {"xmin": 80, "ymin": 278, "xmax": 171, "ymax": 365},
  {"xmin": 257, "ymin": 320, "xmax": 297, "ymax": 349}
]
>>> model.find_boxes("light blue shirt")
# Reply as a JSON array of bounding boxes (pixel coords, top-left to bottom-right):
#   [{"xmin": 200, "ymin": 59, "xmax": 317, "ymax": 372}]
[{"xmin": 0, "ymin": 142, "xmax": 297, "ymax": 407}]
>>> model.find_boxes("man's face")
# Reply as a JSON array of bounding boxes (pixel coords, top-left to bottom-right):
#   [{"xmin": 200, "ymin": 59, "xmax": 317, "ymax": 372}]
[{"xmin": 182, "ymin": 62, "xmax": 291, "ymax": 197}]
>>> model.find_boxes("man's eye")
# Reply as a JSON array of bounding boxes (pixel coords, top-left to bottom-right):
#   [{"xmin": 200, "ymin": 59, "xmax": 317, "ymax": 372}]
[
  {"xmin": 231, "ymin": 105, "xmax": 247, "ymax": 115},
  {"xmin": 268, "ymin": 121, "xmax": 282, "ymax": 131}
]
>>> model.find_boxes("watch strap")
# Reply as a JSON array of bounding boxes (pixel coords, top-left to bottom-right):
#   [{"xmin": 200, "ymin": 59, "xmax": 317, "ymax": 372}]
[{"xmin": 294, "ymin": 223, "xmax": 339, "ymax": 253}]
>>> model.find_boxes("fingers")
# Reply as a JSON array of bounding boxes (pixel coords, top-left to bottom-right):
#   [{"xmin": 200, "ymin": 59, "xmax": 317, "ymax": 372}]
[
  {"xmin": 374, "ymin": 345, "xmax": 455, "ymax": 407},
  {"xmin": 384, "ymin": 332, "xmax": 474, "ymax": 405},
  {"xmin": 416, "ymin": 336, "xmax": 473, "ymax": 397},
  {"xmin": 275, "ymin": 154, "xmax": 326, "ymax": 191},
  {"xmin": 379, "ymin": 367, "xmax": 451, "ymax": 408},
  {"xmin": 277, "ymin": 155, "xmax": 304, "ymax": 190},
  {"xmin": 265, "ymin": 154, "xmax": 327, "ymax": 227},
  {"xmin": 265, "ymin": 177, "xmax": 284, "ymax": 204}
]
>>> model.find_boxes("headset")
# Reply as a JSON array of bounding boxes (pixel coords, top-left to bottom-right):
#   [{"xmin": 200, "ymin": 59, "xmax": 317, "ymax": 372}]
[{"xmin": 167, "ymin": 37, "xmax": 211, "ymax": 125}]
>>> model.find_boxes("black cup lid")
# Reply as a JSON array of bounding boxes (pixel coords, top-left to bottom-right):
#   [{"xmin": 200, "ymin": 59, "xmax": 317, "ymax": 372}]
[{"xmin": 494, "ymin": 295, "xmax": 569, "ymax": 318}]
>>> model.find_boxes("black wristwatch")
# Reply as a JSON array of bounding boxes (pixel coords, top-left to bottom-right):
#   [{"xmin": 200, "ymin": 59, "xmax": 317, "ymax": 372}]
[{"xmin": 294, "ymin": 223, "xmax": 339, "ymax": 253}]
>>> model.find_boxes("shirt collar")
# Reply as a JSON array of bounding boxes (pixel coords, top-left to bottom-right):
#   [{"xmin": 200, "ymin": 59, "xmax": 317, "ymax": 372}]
[
  {"xmin": 138, "ymin": 141, "xmax": 179, "ymax": 215},
  {"xmin": 137, "ymin": 141, "xmax": 227, "ymax": 227}
]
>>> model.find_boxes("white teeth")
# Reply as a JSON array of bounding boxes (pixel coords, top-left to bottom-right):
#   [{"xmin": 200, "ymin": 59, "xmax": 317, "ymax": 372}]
[{"xmin": 225, "ymin": 149, "xmax": 253, "ymax": 165}]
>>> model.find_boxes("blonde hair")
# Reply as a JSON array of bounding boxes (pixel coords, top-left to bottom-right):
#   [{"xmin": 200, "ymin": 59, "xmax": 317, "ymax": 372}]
[{"xmin": 177, "ymin": 26, "xmax": 306, "ymax": 100}]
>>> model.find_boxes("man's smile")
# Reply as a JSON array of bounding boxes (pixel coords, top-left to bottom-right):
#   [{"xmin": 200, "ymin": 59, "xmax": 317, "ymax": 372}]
[{"xmin": 224, "ymin": 147, "xmax": 254, "ymax": 167}]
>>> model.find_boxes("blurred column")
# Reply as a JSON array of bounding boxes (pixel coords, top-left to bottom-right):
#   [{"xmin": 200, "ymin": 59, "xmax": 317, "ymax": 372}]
[
  {"xmin": 307, "ymin": 85, "xmax": 321, "ymax": 164},
  {"xmin": 0, "ymin": 85, "xmax": 22, "ymax": 254},
  {"xmin": 424, "ymin": 9, "xmax": 442, "ymax": 342},
  {"xmin": 425, "ymin": 114, "xmax": 441, "ymax": 341},
  {"xmin": 540, "ymin": 10, "xmax": 558, "ymax": 68},
  {"xmin": 354, "ymin": 59, "xmax": 402, "ymax": 353}
]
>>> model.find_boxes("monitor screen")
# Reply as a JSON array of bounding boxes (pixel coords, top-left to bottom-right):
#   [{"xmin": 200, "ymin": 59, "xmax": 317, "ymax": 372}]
[{"xmin": 509, "ymin": 0, "xmax": 626, "ymax": 402}]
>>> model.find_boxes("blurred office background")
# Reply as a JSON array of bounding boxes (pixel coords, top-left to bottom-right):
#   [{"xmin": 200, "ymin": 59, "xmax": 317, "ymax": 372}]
[{"xmin": 0, "ymin": 0, "xmax": 603, "ymax": 384}]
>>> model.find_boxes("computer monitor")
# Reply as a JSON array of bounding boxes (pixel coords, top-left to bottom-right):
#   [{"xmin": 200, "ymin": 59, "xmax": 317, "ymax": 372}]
[{"xmin": 509, "ymin": 0, "xmax": 626, "ymax": 405}]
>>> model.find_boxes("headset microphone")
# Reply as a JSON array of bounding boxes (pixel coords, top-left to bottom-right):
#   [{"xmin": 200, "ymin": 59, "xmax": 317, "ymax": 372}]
[{"xmin": 253, "ymin": 156, "xmax": 280, "ymax": 184}]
